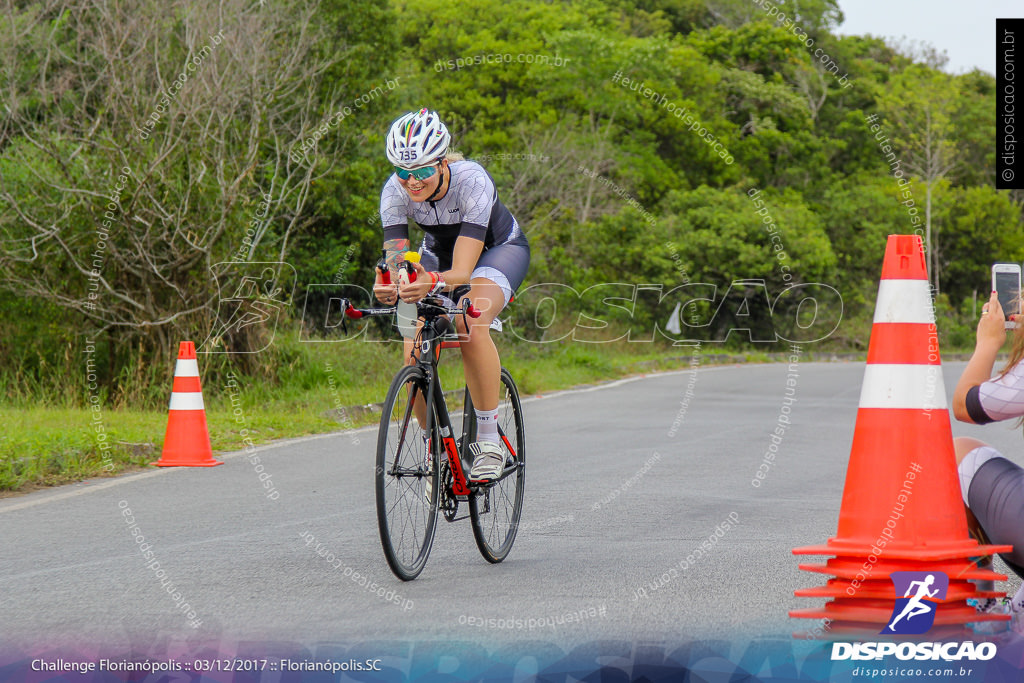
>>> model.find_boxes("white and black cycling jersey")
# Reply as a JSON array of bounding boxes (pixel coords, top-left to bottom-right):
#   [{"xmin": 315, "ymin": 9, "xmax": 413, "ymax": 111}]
[{"xmin": 379, "ymin": 161, "xmax": 525, "ymax": 270}]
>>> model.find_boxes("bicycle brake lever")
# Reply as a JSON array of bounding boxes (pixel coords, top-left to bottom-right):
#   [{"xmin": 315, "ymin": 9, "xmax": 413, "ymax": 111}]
[{"xmin": 458, "ymin": 301, "xmax": 481, "ymax": 330}]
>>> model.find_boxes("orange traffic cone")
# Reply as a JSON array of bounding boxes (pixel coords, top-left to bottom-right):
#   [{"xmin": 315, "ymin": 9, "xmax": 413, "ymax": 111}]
[
  {"xmin": 153, "ymin": 341, "xmax": 222, "ymax": 467},
  {"xmin": 790, "ymin": 235, "xmax": 1010, "ymax": 636}
]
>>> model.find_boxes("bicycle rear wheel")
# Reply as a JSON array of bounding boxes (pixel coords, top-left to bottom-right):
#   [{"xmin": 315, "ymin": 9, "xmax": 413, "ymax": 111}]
[
  {"xmin": 376, "ymin": 365, "xmax": 439, "ymax": 580},
  {"xmin": 468, "ymin": 367, "xmax": 526, "ymax": 563}
]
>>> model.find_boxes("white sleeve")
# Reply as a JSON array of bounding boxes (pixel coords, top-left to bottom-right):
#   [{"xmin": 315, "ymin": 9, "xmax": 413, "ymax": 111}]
[
  {"xmin": 457, "ymin": 164, "xmax": 495, "ymax": 235},
  {"xmin": 380, "ymin": 176, "xmax": 409, "ymax": 231},
  {"xmin": 978, "ymin": 361, "xmax": 1024, "ymax": 421}
]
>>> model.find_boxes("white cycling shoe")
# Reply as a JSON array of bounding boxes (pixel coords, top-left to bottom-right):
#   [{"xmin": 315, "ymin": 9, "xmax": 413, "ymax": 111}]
[{"xmin": 468, "ymin": 441, "xmax": 505, "ymax": 483}]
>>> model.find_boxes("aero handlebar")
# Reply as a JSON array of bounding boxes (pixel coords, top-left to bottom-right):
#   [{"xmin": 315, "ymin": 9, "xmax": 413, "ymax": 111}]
[{"xmin": 340, "ymin": 297, "xmax": 482, "ymax": 321}]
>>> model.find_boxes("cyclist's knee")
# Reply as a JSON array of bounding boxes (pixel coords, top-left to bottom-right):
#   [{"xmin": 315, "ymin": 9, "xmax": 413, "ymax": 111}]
[
  {"xmin": 454, "ymin": 312, "xmax": 495, "ymax": 344},
  {"xmin": 464, "ymin": 325, "xmax": 494, "ymax": 348},
  {"xmin": 462, "ymin": 281, "xmax": 504, "ymax": 314},
  {"xmin": 454, "ymin": 284, "xmax": 504, "ymax": 346}
]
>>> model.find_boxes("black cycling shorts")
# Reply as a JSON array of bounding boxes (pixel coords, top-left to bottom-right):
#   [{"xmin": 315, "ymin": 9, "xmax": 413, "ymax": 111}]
[
  {"xmin": 419, "ymin": 235, "xmax": 530, "ymax": 307},
  {"xmin": 967, "ymin": 455, "xmax": 1024, "ymax": 579}
]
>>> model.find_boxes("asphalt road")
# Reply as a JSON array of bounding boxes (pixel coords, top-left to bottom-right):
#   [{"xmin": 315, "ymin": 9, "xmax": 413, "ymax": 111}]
[{"xmin": 2, "ymin": 358, "xmax": 1022, "ymax": 655}]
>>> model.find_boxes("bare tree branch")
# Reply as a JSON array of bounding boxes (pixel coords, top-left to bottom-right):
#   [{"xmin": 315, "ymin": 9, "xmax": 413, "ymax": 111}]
[{"xmin": 0, "ymin": 0, "xmax": 344, "ymax": 358}]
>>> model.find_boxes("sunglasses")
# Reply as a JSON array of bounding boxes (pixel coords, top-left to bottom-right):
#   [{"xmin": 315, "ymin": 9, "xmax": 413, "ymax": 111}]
[{"xmin": 394, "ymin": 163, "xmax": 440, "ymax": 181}]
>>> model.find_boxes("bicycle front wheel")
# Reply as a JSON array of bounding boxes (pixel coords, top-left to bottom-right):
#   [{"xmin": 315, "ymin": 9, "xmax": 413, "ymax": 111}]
[
  {"xmin": 469, "ymin": 367, "xmax": 526, "ymax": 563},
  {"xmin": 376, "ymin": 365, "xmax": 439, "ymax": 581}
]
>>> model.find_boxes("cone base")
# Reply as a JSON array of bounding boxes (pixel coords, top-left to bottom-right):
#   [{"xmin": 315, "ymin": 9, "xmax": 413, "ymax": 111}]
[
  {"xmin": 797, "ymin": 560, "xmax": 1008, "ymax": 583},
  {"xmin": 789, "ymin": 607, "xmax": 1009, "ymax": 626},
  {"xmin": 790, "ymin": 601, "xmax": 1009, "ymax": 627},
  {"xmin": 791, "ymin": 546, "xmax": 1010, "ymax": 636},
  {"xmin": 793, "ymin": 541, "xmax": 1012, "ymax": 561},
  {"xmin": 794, "ymin": 581, "xmax": 1006, "ymax": 601},
  {"xmin": 788, "ymin": 613, "xmax": 997, "ymax": 641},
  {"xmin": 152, "ymin": 458, "xmax": 223, "ymax": 467}
]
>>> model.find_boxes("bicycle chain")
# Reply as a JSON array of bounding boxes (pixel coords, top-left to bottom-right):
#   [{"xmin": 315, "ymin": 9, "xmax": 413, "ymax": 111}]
[{"xmin": 438, "ymin": 461, "xmax": 459, "ymax": 522}]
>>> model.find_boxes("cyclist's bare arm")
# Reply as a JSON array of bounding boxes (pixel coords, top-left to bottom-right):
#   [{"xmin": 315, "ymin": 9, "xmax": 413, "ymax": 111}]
[
  {"xmin": 384, "ymin": 238, "xmax": 410, "ymax": 272},
  {"xmin": 444, "ymin": 236, "xmax": 484, "ymax": 287}
]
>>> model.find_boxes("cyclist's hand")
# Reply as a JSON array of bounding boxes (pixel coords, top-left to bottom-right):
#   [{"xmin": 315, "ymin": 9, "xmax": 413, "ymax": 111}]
[
  {"xmin": 398, "ymin": 260, "xmax": 432, "ymax": 303},
  {"xmin": 373, "ymin": 269, "xmax": 398, "ymax": 305}
]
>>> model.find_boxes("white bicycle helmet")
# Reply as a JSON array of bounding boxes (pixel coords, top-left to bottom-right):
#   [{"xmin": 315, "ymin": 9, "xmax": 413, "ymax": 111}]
[{"xmin": 385, "ymin": 108, "xmax": 451, "ymax": 168}]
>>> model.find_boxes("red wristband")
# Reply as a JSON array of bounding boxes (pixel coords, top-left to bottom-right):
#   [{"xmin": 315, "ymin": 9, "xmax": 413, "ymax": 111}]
[{"xmin": 428, "ymin": 272, "xmax": 445, "ymax": 296}]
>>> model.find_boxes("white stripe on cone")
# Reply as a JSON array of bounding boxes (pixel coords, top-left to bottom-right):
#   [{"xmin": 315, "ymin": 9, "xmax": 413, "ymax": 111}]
[
  {"xmin": 872, "ymin": 280, "xmax": 935, "ymax": 325},
  {"xmin": 174, "ymin": 358, "xmax": 200, "ymax": 377},
  {"xmin": 859, "ymin": 364, "xmax": 947, "ymax": 409},
  {"xmin": 169, "ymin": 392, "xmax": 205, "ymax": 411}
]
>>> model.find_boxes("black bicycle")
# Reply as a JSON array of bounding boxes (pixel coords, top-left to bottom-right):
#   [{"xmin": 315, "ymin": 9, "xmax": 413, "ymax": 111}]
[{"xmin": 341, "ymin": 296, "xmax": 526, "ymax": 581}]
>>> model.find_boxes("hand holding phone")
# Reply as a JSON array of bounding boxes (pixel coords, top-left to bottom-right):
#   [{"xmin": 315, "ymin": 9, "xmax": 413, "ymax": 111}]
[{"xmin": 992, "ymin": 262, "xmax": 1022, "ymax": 330}]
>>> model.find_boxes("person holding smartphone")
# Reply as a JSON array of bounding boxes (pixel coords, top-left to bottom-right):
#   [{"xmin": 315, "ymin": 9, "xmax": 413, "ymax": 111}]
[{"xmin": 952, "ymin": 286, "xmax": 1024, "ymax": 631}]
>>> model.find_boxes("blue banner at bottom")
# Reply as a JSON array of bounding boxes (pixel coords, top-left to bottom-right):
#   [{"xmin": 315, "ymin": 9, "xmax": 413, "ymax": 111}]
[{"xmin": 3, "ymin": 636, "xmax": 1024, "ymax": 682}]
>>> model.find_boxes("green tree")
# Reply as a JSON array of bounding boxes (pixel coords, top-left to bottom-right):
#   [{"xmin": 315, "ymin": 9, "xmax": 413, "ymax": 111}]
[
  {"xmin": 934, "ymin": 184, "xmax": 1024, "ymax": 307},
  {"xmin": 874, "ymin": 64, "xmax": 960, "ymax": 292},
  {"xmin": 815, "ymin": 172, "xmax": 918, "ymax": 345},
  {"xmin": 660, "ymin": 185, "xmax": 836, "ymax": 343},
  {"xmin": 949, "ymin": 70, "xmax": 997, "ymax": 189}
]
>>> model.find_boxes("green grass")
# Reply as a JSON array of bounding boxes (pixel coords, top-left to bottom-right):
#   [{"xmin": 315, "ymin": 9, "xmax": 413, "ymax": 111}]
[
  {"xmin": 0, "ymin": 408, "xmax": 160, "ymax": 491},
  {"xmin": 0, "ymin": 330, "xmax": 872, "ymax": 494}
]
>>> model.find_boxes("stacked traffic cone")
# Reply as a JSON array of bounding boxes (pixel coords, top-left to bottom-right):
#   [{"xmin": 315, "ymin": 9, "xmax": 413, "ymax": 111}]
[
  {"xmin": 790, "ymin": 235, "xmax": 1010, "ymax": 636},
  {"xmin": 153, "ymin": 341, "xmax": 222, "ymax": 467}
]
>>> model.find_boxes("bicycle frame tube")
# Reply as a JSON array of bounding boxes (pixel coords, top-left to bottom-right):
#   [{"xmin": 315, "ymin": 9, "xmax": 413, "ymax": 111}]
[
  {"xmin": 417, "ymin": 323, "xmax": 472, "ymax": 497},
  {"xmin": 500, "ymin": 429, "xmax": 517, "ymax": 460},
  {"xmin": 422, "ymin": 326, "xmax": 520, "ymax": 485}
]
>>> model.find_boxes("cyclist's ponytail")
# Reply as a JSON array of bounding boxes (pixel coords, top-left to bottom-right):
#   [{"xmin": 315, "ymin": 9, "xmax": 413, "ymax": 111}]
[{"xmin": 445, "ymin": 150, "xmax": 465, "ymax": 162}]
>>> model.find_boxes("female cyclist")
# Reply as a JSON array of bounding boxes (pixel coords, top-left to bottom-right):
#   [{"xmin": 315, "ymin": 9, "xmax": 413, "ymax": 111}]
[
  {"xmin": 952, "ymin": 290, "xmax": 1024, "ymax": 631},
  {"xmin": 371, "ymin": 108, "xmax": 530, "ymax": 483}
]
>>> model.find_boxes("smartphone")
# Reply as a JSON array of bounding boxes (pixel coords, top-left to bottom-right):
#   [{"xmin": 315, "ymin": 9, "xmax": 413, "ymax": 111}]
[{"xmin": 992, "ymin": 262, "xmax": 1022, "ymax": 329}]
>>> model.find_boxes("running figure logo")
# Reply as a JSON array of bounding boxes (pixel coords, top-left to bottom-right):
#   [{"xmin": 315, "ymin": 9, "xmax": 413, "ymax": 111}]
[
  {"xmin": 199, "ymin": 262, "xmax": 295, "ymax": 354},
  {"xmin": 881, "ymin": 571, "xmax": 949, "ymax": 635}
]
